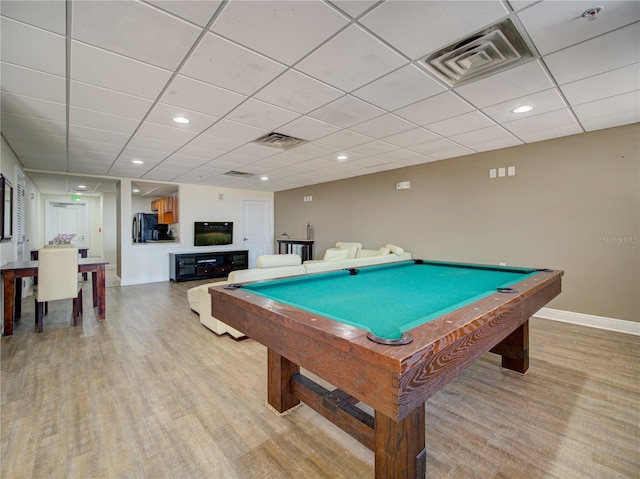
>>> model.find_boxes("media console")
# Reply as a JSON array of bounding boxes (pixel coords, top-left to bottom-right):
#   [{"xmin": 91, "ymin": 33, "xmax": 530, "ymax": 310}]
[{"xmin": 169, "ymin": 250, "xmax": 248, "ymax": 282}]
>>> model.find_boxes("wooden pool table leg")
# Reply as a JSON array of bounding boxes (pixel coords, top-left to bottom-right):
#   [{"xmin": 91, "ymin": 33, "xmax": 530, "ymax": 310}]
[
  {"xmin": 375, "ymin": 407, "xmax": 426, "ymax": 479},
  {"xmin": 491, "ymin": 320, "xmax": 529, "ymax": 374},
  {"xmin": 267, "ymin": 349, "xmax": 300, "ymax": 413}
]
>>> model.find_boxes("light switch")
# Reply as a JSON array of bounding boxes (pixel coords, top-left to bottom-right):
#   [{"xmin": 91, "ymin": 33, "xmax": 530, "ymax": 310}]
[
  {"xmin": 489, "ymin": 169, "xmax": 497, "ymax": 179},
  {"xmin": 508, "ymin": 166, "xmax": 516, "ymax": 176},
  {"xmin": 498, "ymin": 167, "xmax": 506, "ymax": 177}
]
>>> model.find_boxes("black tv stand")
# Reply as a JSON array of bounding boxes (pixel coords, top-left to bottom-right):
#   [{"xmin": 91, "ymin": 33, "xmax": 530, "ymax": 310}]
[{"xmin": 170, "ymin": 250, "xmax": 248, "ymax": 282}]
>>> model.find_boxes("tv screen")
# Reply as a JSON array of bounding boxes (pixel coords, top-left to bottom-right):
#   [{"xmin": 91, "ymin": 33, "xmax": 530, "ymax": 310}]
[{"xmin": 194, "ymin": 221, "xmax": 233, "ymax": 246}]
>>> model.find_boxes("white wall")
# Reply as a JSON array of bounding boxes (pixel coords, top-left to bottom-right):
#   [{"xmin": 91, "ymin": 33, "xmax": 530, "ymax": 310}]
[{"xmin": 119, "ymin": 183, "xmax": 273, "ymax": 285}]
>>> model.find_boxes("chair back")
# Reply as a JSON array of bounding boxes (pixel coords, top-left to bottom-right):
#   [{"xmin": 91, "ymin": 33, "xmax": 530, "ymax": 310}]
[{"xmin": 37, "ymin": 247, "xmax": 79, "ymax": 302}]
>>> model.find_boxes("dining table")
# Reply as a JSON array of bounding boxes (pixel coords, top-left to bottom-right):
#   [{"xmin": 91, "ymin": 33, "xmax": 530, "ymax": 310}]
[{"xmin": 1, "ymin": 257, "xmax": 108, "ymax": 336}]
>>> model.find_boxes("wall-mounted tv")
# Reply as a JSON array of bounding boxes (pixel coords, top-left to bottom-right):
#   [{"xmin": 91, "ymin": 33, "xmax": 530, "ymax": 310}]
[{"xmin": 194, "ymin": 221, "xmax": 233, "ymax": 246}]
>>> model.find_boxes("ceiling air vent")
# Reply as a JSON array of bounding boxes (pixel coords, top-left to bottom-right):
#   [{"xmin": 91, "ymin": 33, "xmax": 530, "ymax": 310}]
[
  {"xmin": 420, "ymin": 18, "xmax": 534, "ymax": 87},
  {"xmin": 252, "ymin": 132, "xmax": 308, "ymax": 150},
  {"xmin": 223, "ymin": 170, "xmax": 254, "ymax": 178}
]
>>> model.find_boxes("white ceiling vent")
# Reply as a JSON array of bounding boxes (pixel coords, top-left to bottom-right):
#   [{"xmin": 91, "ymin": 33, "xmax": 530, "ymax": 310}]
[
  {"xmin": 421, "ymin": 18, "xmax": 534, "ymax": 87},
  {"xmin": 223, "ymin": 170, "xmax": 254, "ymax": 178},
  {"xmin": 252, "ymin": 132, "xmax": 308, "ymax": 150}
]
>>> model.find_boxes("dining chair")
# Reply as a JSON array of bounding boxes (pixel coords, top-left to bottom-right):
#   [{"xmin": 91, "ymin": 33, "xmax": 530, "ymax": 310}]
[{"xmin": 34, "ymin": 247, "xmax": 83, "ymax": 333}]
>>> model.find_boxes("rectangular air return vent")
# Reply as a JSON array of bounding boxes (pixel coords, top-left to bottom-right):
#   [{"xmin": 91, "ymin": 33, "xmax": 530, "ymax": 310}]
[
  {"xmin": 252, "ymin": 132, "xmax": 308, "ymax": 150},
  {"xmin": 421, "ymin": 18, "xmax": 534, "ymax": 87},
  {"xmin": 223, "ymin": 170, "xmax": 254, "ymax": 178}
]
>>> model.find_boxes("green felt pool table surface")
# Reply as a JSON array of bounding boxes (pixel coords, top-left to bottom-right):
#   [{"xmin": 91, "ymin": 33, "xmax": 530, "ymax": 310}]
[{"xmin": 242, "ymin": 260, "xmax": 540, "ymax": 340}]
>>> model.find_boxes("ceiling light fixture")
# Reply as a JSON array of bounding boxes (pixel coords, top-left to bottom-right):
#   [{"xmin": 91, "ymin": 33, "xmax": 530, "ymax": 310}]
[
  {"xmin": 337, "ymin": 154, "xmax": 348, "ymax": 161},
  {"xmin": 132, "ymin": 188, "xmax": 140, "ymax": 193},
  {"xmin": 512, "ymin": 105, "xmax": 534, "ymax": 114},
  {"xmin": 173, "ymin": 116, "xmax": 190, "ymax": 124},
  {"xmin": 582, "ymin": 6, "xmax": 603, "ymax": 21},
  {"xmin": 260, "ymin": 176, "xmax": 269, "ymax": 181},
  {"xmin": 132, "ymin": 159, "xmax": 144, "ymax": 165},
  {"xmin": 77, "ymin": 184, "xmax": 87, "ymax": 189}
]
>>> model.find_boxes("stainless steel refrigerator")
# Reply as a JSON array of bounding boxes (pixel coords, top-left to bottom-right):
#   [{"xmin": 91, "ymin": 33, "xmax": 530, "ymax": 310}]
[{"xmin": 132, "ymin": 213, "xmax": 158, "ymax": 243}]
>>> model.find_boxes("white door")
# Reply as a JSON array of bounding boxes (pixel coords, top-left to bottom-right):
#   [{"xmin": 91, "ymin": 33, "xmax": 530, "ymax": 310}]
[
  {"xmin": 243, "ymin": 200, "xmax": 271, "ymax": 268},
  {"xmin": 45, "ymin": 201, "xmax": 89, "ymax": 248}
]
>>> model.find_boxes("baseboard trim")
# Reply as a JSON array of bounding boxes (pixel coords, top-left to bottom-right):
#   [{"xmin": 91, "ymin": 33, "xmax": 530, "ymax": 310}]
[{"xmin": 535, "ymin": 308, "xmax": 640, "ymax": 336}]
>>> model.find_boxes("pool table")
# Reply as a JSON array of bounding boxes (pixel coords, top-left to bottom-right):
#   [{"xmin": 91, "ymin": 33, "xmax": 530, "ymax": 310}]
[{"xmin": 209, "ymin": 260, "xmax": 563, "ymax": 479}]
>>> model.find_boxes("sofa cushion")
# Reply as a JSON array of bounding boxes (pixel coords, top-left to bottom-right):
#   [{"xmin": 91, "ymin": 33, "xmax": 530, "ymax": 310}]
[
  {"xmin": 385, "ymin": 243, "xmax": 405, "ymax": 255},
  {"xmin": 356, "ymin": 247, "xmax": 390, "ymax": 258},
  {"xmin": 335, "ymin": 242, "xmax": 362, "ymax": 259},
  {"xmin": 323, "ymin": 248, "xmax": 350, "ymax": 261},
  {"xmin": 256, "ymin": 254, "xmax": 301, "ymax": 268}
]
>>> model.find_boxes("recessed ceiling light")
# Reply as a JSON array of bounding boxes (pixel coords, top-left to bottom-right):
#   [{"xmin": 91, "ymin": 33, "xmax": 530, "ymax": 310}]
[
  {"xmin": 512, "ymin": 105, "xmax": 534, "ymax": 114},
  {"xmin": 173, "ymin": 116, "xmax": 190, "ymax": 124},
  {"xmin": 260, "ymin": 176, "xmax": 269, "ymax": 181},
  {"xmin": 132, "ymin": 188, "xmax": 140, "ymax": 193},
  {"xmin": 132, "ymin": 159, "xmax": 144, "ymax": 165},
  {"xmin": 337, "ymin": 154, "xmax": 348, "ymax": 161},
  {"xmin": 77, "ymin": 184, "xmax": 87, "ymax": 189}
]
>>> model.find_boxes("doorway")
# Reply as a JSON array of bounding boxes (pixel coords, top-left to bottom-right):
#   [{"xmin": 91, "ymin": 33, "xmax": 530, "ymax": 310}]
[
  {"xmin": 242, "ymin": 200, "xmax": 272, "ymax": 268},
  {"xmin": 45, "ymin": 201, "xmax": 89, "ymax": 248}
]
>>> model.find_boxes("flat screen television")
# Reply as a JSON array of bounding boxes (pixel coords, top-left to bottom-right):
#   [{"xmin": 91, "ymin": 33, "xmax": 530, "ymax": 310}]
[{"xmin": 194, "ymin": 221, "xmax": 233, "ymax": 246}]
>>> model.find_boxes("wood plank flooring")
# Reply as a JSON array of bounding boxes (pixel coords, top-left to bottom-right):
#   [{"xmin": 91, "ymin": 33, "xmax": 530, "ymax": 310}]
[{"xmin": 1, "ymin": 276, "xmax": 639, "ymax": 478}]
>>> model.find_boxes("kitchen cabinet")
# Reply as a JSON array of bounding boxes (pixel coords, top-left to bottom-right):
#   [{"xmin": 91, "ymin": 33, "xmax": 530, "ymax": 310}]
[{"xmin": 153, "ymin": 193, "xmax": 179, "ymax": 224}]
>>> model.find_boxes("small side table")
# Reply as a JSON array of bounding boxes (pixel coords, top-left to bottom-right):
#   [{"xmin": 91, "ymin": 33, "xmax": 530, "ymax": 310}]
[{"xmin": 277, "ymin": 239, "xmax": 314, "ymax": 261}]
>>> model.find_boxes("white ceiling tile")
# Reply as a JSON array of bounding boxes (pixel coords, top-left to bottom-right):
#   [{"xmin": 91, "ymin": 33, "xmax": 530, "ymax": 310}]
[
  {"xmin": 1, "ymin": 17, "xmax": 66, "ymax": 76},
  {"xmin": 352, "ymin": 64, "xmax": 446, "ymax": 111},
  {"xmin": 455, "ymin": 60, "xmax": 554, "ymax": 108},
  {"xmin": 308, "ymin": 95, "xmax": 384, "ymax": 128},
  {"xmin": 1, "ymin": 111, "xmax": 66, "ymax": 137},
  {"xmin": 186, "ymin": 134, "xmax": 241, "ymax": 154},
  {"xmin": 370, "ymin": 148, "xmax": 422, "ymax": 163},
  {"xmin": 0, "ymin": 128, "xmax": 64, "ymax": 147},
  {"xmin": 68, "ymin": 138, "xmax": 123, "ymax": 155},
  {"xmin": 395, "ymin": 92, "xmax": 474, "ymax": 125},
  {"xmin": 160, "ymin": 154, "xmax": 210, "ymax": 169},
  {"xmin": 202, "ymin": 119, "xmax": 268, "ymax": 143},
  {"xmin": 181, "ymin": 32, "xmax": 286, "ymax": 96},
  {"xmin": 147, "ymin": 1, "xmax": 222, "ymax": 27},
  {"xmin": 315, "ymin": 129, "xmax": 373, "ymax": 149},
  {"xmin": 118, "ymin": 147, "xmax": 170, "ymax": 163},
  {"xmin": 382, "ymin": 128, "xmax": 441, "ymax": 148},
  {"xmin": 287, "ymin": 142, "xmax": 338, "ymax": 158},
  {"xmin": 348, "ymin": 140, "xmax": 398, "ymax": 156},
  {"xmin": 481, "ymin": 88, "xmax": 567, "ymax": 123},
  {"xmin": 127, "ymin": 136, "xmax": 182, "ymax": 154},
  {"xmin": 296, "ymin": 25, "xmax": 407, "ymax": 92},
  {"xmin": 174, "ymin": 144, "xmax": 229, "ymax": 160},
  {"xmin": 469, "ymin": 136, "xmax": 523, "ymax": 152},
  {"xmin": 1, "ymin": 62, "xmax": 65, "ymax": 103},
  {"xmin": 8, "ymin": 139, "xmax": 66, "ymax": 157},
  {"xmin": 70, "ymin": 81, "xmax": 153, "ymax": 121},
  {"xmin": 330, "ymin": 1, "xmax": 378, "ymax": 18},
  {"xmin": 426, "ymin": 111, "xmax": 496, "ymax": 137},
  {"xmin": 560, "ymin": 64, "xmax": 640, "ymax": 106},
  {"xmin": 225, "ymin": 98, "xmax": 300, "ymax": 130},
  {"xmin": 350, "ymin": 113, "xmax": 415, "ymax": 138},
  {"xmin": 277, "ymin": 116, "xmax": 341, "ymax": 141},
  {"xmin": 449, "ymin": 125, "xmax": 515, "ymax": 147},
  {"xmin": 73, "ymin": 0, "xmax": 201, "ymax": 70},
  {"xmin": 518, "ymin": 1, "xmax": 640, "ymax": 55},
  {"xmin": 145, "ymin": 103, "xmax": 218, "ymax": 133},
  {"xmin": 507, "ymin": 1, "xmax": 539, "ymax": 12},
  {"xmin": 71, "ymin": 41, "xmax": 173, "ymax": 100},
  {"xmin": 1, "ymin": 92, "xmax": 65, "ymax": 123},
  {"xmin": 503, "ymin": 109, "xmax": 582, "ymax": 142},
  {"xmin": 255, "ymin": 70, "xmax": 344, "ymax": 114},
  {"xmin": 141, "ymin": 168, "xmax": 183, "ymax": 181},
  {"xmin": 69, "ymin": 106, "xmax": 140, "ymax": 135},
  {"xmin": 573, "ymin": 91, "xmax": 640, "ymax": 132},
  {"xmin": 160, "ymin": 75, "xmax": 246, "ymax": 117},
  {"xmin": 213, "ymin": 0, "xmax": 348, "ymax": 65},
  {"xmin": 136, "ymin": 122, "xmax": 199, "ymax": 144},
  {"xmin": 396, "ymin": 154, "xmax": 437, "ymax": 166},
  {"xmin": 360, "ymin": 0, "xmax": 509, "ymax": 60},
  {"xmin": 408, "ymin": 138, "xmax": 474, "ymax": 159},
  {"xmin": 544, "ymin": 23, "xmax": 640, "ymax": 85},
  {"xmin": 0, "ymin": 0, "xmax": 66, "ymax": 35},
  {"xmin": 68, "ymin": 125, "xmax": 129, "ymax": 146},
  {"xmin": 231, "ymin": 144, "xmax": 279, "ymax": 160}
]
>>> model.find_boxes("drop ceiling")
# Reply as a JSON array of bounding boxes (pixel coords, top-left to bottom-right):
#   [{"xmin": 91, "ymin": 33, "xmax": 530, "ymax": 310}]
[{"xmin": 1, "ymin": 0, "xmax": 638, "ymax": 193}]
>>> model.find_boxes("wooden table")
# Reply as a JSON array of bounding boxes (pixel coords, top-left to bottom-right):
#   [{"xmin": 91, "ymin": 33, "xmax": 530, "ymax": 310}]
[
  {"xmin": 277, "ymin": 238, "xmax": 314, "ymax": 261},
  {"xmin": 1, "ymin": 258, "xmax": 108, "ymax": 336}
]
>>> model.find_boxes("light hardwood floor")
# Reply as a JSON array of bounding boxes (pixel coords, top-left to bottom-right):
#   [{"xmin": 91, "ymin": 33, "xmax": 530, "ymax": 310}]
[{"xmin": 1, "ymin": 276, "xmax": 639, "ymax": 479}]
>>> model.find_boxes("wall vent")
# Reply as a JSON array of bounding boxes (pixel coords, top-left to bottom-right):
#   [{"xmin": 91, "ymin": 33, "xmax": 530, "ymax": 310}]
[
  {"xmin": 223, "ymin": 170, "xmax": 254, "ymax": 178},
  {"xmin": 252, "ymin": 132, "xmax": 308, "ymax": 150},
  {"xmin": 420, "ymin": 18, "xmax": 534, "ymax": 87}
]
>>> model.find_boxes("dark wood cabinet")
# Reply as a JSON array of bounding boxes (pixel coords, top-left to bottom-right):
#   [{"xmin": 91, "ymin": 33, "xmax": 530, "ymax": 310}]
[{"xmin": 169, "ymin": 250, "xmax": 248, "ymax": 282}]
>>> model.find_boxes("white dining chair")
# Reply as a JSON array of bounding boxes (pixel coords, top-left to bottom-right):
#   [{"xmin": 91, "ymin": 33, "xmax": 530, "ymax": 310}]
[{"xmin": 34, "ymin": 247, "xmax": 83, "ymax": 332}]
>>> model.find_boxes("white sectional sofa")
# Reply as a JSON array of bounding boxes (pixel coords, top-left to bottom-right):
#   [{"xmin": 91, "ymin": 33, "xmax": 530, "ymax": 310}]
[{"xmin": 188, "ymin": 242, "xmax": 411, "ymax": 339}]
